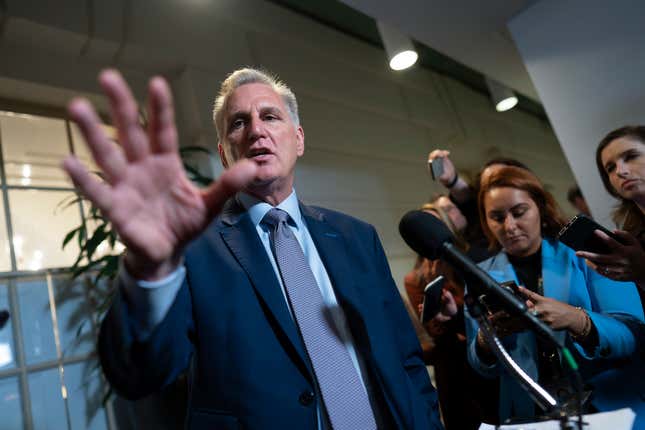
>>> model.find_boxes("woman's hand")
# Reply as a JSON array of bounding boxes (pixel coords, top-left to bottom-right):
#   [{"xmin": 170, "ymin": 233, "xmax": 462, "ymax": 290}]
[
  {"xmin": 436, "ymin": 289, "xmax": 458, "ymax": 321},
  {"xmin": 519, "ymin": 287, "xmax": 587, "ymax": 334},
  {"xmin": 576, "ymin": 229, "xmax": 645, "ymax": 285},
  {"xmin": 422, "ymin": 289, "xmax": 458, "ymax": 337}
]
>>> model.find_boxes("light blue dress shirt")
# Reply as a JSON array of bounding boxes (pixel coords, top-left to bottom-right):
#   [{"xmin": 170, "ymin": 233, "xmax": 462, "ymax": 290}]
[{"xmin": 120, "ymin": 189, "xmax": 368, "ymax": 392}]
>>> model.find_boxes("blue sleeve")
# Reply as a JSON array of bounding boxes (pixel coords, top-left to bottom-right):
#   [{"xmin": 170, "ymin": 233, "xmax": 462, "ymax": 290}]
[
  {"xmin": 575, "ymin": 257, "xmax": 644, "ymax": 360},
  {"xmin": 119, "ymin": 261, "xmax": 186, "ymax": 339},
  {"xmin": 98, "ymin": 264, "xmax": 195, "ymax": 400},
  {"xmin": 464, "ymin": 287, "xmax": 503, "ymax": 379}
]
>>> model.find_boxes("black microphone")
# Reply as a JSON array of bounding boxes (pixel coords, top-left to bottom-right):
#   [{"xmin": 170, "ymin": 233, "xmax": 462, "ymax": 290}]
[
  {"xmin": 0, "ymin": 309, "xmax": 9, "ymax": 330},
  {"xmin": 398, "ymin": 210, "xmax": 563, "ymax": 348}
]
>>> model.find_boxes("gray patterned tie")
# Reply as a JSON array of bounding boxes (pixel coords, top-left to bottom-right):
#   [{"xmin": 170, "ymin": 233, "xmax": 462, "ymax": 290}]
[{"xmin": 262, "ymin": 208, "xmax": 377, "ymax": 430}]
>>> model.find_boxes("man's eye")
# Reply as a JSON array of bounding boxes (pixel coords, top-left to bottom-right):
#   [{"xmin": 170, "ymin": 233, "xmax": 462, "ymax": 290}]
[
  {"xmin": 231, "ymin": 119, "xmax": 245, "ymax": 130},
  {"xmin": 264, "ymin": 114, "xmax": 278, "ymax": 121},
  {"xmin": 605, "ymin": 164, "xmax": 615, "ymax": 173}
]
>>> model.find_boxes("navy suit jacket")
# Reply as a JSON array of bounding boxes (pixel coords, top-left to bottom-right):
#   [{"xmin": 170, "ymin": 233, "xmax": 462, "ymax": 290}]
[{"xmin": 99, "ymin": 199, "xmax": 442, "ymax": 429}]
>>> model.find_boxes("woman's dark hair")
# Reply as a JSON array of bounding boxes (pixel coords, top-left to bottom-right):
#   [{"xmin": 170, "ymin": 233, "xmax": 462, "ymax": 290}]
[
  {"xmin": 478, "ymin": 166, "xmax": 567, "ymax": 250},
  {"xmin": 596, "ymin": 125, "xmax": 645, "ymax": 233}
]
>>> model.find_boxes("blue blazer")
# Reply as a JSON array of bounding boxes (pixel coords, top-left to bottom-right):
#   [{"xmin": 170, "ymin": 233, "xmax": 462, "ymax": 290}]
[
  {"xmin": 465, "ymin": 238, "xmax": 645, "ymax": 424},
  {"xmin": 98, "ymin": 200, "xmax": 443, "ymax": 430}
]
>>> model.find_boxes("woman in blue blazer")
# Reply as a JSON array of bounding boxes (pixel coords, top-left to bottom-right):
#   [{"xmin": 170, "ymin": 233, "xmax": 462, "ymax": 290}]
[{"xmin": 464, "ymin": 166, "xmax": 645, "ymax": 426}]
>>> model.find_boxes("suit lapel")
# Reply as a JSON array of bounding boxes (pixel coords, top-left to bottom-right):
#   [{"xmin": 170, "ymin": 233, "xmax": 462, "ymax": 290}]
[
  {"xmin": 300, "ymin": 205, "xmax": 365, "ymax": 317},
  {"xmin": 218, "ymin": 199, "xmax": 311, "ymax": 374}
]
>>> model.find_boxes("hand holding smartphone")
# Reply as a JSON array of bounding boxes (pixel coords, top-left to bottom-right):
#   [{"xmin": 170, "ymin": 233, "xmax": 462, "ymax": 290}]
[
  {"xmin": 420, "ymin": 275, "xmax": 445, "ymax": 323},
  {"xmin": 428, "ymin": 157, "xmax": 445, "ymax": 181},
  {"xmin": 557, "ymin": 214, "xmax": 620, "ymax": 254},
  {"xmin": 479, "ymin": 280, "xmax": 527, "ymax": 315}
]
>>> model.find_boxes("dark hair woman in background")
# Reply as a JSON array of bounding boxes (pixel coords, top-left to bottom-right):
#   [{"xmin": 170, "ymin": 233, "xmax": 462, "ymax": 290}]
[
  {"xmin": 579, "ymin": 126, "xmax": 645, "ymax": 309},
  {"xmin": 465, "ymin": 166, "xmax": 645, "ymax": 425}
]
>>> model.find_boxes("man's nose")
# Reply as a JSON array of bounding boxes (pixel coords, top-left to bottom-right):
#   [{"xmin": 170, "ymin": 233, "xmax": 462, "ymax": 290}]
[{"xmin": 247, "ymin": 115, "xmax": 265, "ymax": 141}]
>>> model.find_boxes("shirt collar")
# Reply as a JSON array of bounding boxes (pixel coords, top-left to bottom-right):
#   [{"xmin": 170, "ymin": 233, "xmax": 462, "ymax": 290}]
[{"xmin": 238, "ymin": 189, "xmax": 303, "ymax": 230}]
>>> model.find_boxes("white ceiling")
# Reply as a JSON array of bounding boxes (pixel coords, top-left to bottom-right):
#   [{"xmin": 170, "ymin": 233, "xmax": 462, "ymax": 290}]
[{"xmin": 339, "ymin": 0, "xmax": 541, "ymax": 101}]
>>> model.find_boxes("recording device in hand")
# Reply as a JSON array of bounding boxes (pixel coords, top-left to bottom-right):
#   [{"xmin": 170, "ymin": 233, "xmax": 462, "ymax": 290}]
[
  {"xmin": 0, "ymin": 309, "xmax": 9, "ymax": 330},
  {"xmin": 421, "ymin": 275, "xmax": 445, "ymax": 323},
  {"xmin": 429, "ymin": 157, "xmax": 444, "ymax": 180},
  {"xmin": 557, "ymin": 214, "xmax": 620, "ymax": 254},
  {"xmin": 480, "ymin": 280, "xmax": 527, "ymax": 314}
]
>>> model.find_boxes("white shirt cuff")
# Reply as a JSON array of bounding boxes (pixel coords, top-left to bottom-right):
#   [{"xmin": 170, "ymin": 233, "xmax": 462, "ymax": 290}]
[{"xmin": 119, "ymin": 259, "xmax": 186, "ymax": 336}]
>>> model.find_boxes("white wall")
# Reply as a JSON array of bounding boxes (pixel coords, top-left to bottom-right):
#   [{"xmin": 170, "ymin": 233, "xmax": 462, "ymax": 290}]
[
  {"xmin": 509, "ymin": 0, "xmax": 645, "ymax": 227},
  {"xmin": 0, "ymin": 0, "xmax": 576, "ymax": 291}
]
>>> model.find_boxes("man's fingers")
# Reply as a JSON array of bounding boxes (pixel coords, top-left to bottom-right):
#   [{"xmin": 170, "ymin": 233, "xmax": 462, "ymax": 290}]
[
  {"xmin": 147, "ymin": 76, "xmax": 178, "ymax": 154},
  {"xmin": 202, "ymin": 159, "xmax": 259, "ymax": 216},
  {"xmin": 68, "ymin": 98, "xmax": 127, "ymax": 183},
  {"xmin": 62, "ymin": 156, "xmax": 113, "ymax": 212},
  {"xmin": 99, "ymin": 69, "xmax": 150, "ymax": 162}
]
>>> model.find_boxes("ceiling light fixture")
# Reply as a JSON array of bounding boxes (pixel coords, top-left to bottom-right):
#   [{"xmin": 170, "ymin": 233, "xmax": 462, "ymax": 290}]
[
  {"xmin": 376, "ymin": 21, "xmax": 418, "ymax": 71},
  {"xmin": 485, "ymin": 77, "xmax": 518, "ymax": 112}
]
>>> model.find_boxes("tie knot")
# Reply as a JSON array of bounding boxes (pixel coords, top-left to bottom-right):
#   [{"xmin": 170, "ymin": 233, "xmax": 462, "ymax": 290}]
[{"xmin": 262, "ymin": 208, "xmax": 290, "ymax": 228}]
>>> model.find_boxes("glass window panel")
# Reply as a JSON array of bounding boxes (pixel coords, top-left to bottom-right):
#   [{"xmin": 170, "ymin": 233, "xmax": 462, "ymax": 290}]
[
  {"xmin": 0, "ymin": 204, "xmax": 11, "ymax": 272},
  {"xmin": 9, "ymin": 189, "xmax": 82, "ymax": 270},
  {"xmin": 52, "ymin": 274, "xmax": 94, "ymax": 359},
  {"xmin": 17, "ymin": 277, "xmax": 57, "ymax": 365},
  {"xmin": 0, "ymin": 111, "xmax": 71, "ymax": 187},
  {"xmin": 0, "ymin": 376, "xmax": 23, "ymax": 429},
  {"xmin": 65, "ymin": 361, "xmax": 108, "ymax": 430},
  {"xmin": 29, "ymin": 367, "xmax": 67, "ymax": 430},
  {"xmin": 0, "ymin": 283, "xmax": 15, "ymax": 370}
]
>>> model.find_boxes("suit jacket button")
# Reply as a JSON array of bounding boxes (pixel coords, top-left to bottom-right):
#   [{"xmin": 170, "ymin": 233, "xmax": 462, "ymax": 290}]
[{"xmin": 299, "ymin": 391, "xmax": 315, "ymax": 406}]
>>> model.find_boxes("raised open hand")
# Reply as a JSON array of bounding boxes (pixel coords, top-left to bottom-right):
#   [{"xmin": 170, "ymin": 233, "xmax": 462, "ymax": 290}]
[{"xmin": 62, "ymin": 70, "xmax": 257, "ymax": 280}]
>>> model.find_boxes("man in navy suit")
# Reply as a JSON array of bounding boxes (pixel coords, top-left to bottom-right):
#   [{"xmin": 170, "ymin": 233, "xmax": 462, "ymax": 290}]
[{"xmin": 63, "ymin": 67, "xmax": 442, "ymax": 429}]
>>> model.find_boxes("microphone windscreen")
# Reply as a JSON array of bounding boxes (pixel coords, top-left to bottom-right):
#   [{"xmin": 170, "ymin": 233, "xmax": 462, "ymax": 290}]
[{"xmin": 399, "ymin": 210, "xmax": 454, "ymax": 260}]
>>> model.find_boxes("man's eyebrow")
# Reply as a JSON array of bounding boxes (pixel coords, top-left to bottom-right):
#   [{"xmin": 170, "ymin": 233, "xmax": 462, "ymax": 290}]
[
  {"xmin": 228, "ymin": 110, "xmax": 249, "ymax": 119},
  {"xmin": 260, "ymin": 106, "xmax": 282, "ymax": 115}
]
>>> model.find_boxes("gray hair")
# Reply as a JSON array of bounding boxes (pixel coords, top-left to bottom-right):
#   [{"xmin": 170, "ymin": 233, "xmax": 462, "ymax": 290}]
[{"xmin": 213, "ymin": 68, "xmax": 300, "ymax": 145}]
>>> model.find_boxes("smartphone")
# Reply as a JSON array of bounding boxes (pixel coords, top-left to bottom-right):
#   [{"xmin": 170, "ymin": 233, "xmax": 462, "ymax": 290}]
[
  {"xmin": 429, "ymin": 157, "xmax": 444, "ymax": 180},
  {"xmin": 421, "ymin": 275, "xmax": 445, "ymax": 323},
  {"xmin": 557, "ymin": 214, "xmax": 619, "ymax": 254},
  {"xmin": 480, "ymin": 280, "xmax": 526, "ymax": 314}
]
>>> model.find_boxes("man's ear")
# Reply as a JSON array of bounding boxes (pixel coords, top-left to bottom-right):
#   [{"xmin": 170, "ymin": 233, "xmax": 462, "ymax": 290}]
[
  {"xmin": 218, "ymin": 142, "xmax": 230, "ymax": 168},
  {"xmin": 296, "ymin": 126, "xmax": 305, "ymax": 157}
]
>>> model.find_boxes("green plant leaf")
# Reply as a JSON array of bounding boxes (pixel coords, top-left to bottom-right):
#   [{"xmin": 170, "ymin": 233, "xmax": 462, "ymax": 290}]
[
  {"xmin": 93, "ymin": 255, "xmax": 119, "ymax": 285},
  {"xmin": 83, "ymin": 224, "xmax": 107, "ymax": 261},
  {"xmin": 62, "ymin": 227, "xmax": 80, "ymax": 250},
  {"xmin": 71, "ymin": 255, "xmax": 113, "ymax": 279}
]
